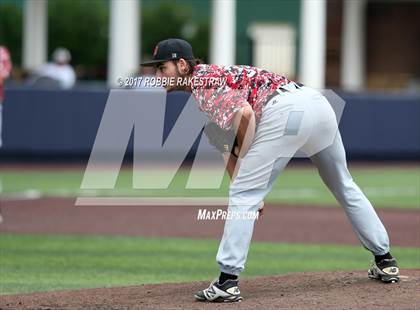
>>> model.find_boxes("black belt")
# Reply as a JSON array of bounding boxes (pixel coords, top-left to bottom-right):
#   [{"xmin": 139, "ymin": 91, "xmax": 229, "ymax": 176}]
[{"xmin": 264, "ymin": 82, "xmax": 304, "ymax": 106}]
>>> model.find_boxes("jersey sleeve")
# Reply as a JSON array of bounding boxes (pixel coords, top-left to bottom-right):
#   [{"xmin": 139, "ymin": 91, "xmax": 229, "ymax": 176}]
[
  {"xmin": 196, "ymin": 85, "xmax": 248, "ymax": 130},
  {"xmin": 192, "ymin": 65, "xmax": 249, "ymax": 130}
]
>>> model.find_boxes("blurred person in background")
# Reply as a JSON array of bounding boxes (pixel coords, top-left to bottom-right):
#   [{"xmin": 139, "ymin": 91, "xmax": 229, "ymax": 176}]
[
  {"xmin": 0, "ymin": 45, "xmax": 12, "ymax": 149},
  {"xmin": 32, "ymin": 47, "xmax": 76, "ymax": 89},
  {"xmin": 0, "ymin": 45, "xmax": 12, "ymax": 223}
]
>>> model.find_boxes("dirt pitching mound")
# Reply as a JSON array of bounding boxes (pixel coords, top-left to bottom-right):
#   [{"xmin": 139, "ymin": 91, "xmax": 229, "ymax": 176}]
[{"xmin": 1, "ymin": 270, "xmax": 418, "ymax": 310}]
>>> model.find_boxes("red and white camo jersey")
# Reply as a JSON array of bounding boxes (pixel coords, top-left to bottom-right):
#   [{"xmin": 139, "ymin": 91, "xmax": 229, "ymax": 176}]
[{"xmin": 191, "ymin": 64, "xmax": 292, "ymax": 130}]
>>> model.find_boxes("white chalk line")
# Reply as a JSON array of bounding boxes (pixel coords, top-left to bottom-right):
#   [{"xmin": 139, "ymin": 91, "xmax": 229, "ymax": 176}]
[{"xmin": 0, "ymin": 186, "xmax": 418, "ymax": 201}]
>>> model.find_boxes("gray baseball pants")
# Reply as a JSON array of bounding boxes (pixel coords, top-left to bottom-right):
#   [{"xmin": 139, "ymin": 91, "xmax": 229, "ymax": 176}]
[{"xmin": 216, "ymin": 84, "xmax": 390, "ymax": 276}]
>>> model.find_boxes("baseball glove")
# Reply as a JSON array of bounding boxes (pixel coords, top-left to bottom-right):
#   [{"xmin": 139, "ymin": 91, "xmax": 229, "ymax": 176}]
[{"xmin": 203, "ymin": 122, "xmax": 238, "ymax": 156}]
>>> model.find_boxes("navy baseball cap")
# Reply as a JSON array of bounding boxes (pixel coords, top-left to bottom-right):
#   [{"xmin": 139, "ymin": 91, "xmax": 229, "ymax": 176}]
[{"xmin": 141, "ymin": 38, "xmax": 195, "ymax": 66}]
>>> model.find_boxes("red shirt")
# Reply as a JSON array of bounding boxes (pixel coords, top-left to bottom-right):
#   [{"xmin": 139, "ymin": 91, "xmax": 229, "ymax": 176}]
[
  {"xmin": 0, "ymin": 46, "xmax": 12, "ymax": 101},
  {"xmin": 191, "ymin": 64, "xmax": 292, "ymax": 129}
]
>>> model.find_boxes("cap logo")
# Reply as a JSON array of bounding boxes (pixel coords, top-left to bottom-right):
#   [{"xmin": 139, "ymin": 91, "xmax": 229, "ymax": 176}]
[
  {"xmin": 153, "ymin": 45, "xmax": 158, "ymax": 56},
  {"xmin": 172, "ymin": 53, "xmax": 177, "ymax": 58}
]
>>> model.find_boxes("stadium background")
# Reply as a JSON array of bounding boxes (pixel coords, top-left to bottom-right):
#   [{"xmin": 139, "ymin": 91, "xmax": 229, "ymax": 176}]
[{"xmin": 0, "ymin": 0, "xmax": 419, "ymax": 308}]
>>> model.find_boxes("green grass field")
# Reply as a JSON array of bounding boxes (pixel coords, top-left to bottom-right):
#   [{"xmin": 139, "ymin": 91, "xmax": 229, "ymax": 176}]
[
  {"xmin": 1, "ymin": 234, "xmax": 418, "ymax": 295},
  {"xmin": 0, "ymin": 165, "xmax": 418, "ymax": 295},
  {"xmin": 1, "ymin": 165, "xmax": 419, "ymax": 208}
]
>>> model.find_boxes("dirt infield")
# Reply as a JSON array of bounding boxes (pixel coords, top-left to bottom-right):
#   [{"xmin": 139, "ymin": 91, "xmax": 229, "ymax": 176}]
[
  {"xmin": 1, "ymin": 196, "xmax": 418, "ymax": 309},
  {"xmin": 0, "ymin": 197, "xmax": 418, "ymax": 247},
  {"xmin": 1, "ymin": 270, "xmax": 419, "ymax": 309}
]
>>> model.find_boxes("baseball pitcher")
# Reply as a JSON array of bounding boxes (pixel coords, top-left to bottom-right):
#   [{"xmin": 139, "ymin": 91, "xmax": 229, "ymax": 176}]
[{"xmin": 141, "ymin": 38, "xmax": 400, "ymax": 303}]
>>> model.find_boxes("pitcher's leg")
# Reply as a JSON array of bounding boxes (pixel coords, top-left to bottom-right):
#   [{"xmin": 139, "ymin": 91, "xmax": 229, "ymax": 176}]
[
  {"xmin": 310, "ymin": 132, "xmax": 390, "ymax": 255},
  {"xmin": 216, "ymin": 156, "xmax": 291, "ymax": 275},
  {"xmin": 195, "ymin": 153, "xmax": 293, "ymax": 302},
  {"xmin": 216, "ymin": 91, "xmax": 316, "ymax": 275}
]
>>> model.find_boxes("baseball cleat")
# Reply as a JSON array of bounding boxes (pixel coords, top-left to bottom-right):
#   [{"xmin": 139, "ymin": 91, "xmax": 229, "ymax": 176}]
[
  {"xmin": 194, "ymin": 278, "xmax": 243, "ymax": 302},
  {"xmin": 368, "ymin": 258, "xmax": 400, "ymax": 283}
]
